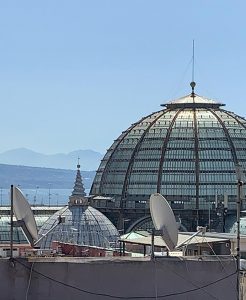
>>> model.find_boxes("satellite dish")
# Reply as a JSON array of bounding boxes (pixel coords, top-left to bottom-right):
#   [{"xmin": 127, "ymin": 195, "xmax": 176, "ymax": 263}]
[
  {"xmin": 150, "ymin": 193, "xmax": 178, "ymax": 250},
  {"xmin": 12, "ymin": 186, "xmax": 38, "ymax": 245}
]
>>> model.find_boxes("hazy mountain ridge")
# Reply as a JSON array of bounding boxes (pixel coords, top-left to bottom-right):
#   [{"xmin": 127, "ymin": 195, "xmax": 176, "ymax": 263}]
[
  {"xmin": 0, "ymin": 148, "xmax": 103, "ymax": 171},
  {"xmin": 0, "ymin": 163, "xmax": 96, "ymax": 189}
]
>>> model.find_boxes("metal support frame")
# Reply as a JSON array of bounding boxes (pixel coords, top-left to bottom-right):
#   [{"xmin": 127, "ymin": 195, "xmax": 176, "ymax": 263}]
[
  {"xmin": 157, "ymin": 110, "xmax": 182, "ymax": 193},
  {"xmin": 151, "ymin": 228, "xmax": 155, "ymax": 260},
  {"xmin": 236, "ymin": 164, "xmax": 243, "ymax": 300},
  {"xmin": 10, "ymin": 185, "xmax": 14, "ymax": 260},
  {"xmin": 237, "ymin": 179, "xmax": 243, "ymax": 299},
  {"xmin": 150, "ymin": 228, "xmax": 170, "ymax": 260},
  {"xmin": 193, "ymin": 109, "xmax": 200, "ymax": 211}
]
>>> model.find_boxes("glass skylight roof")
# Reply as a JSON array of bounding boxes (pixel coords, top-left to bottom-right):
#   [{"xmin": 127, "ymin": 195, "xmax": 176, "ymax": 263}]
[{"xmin": 38, "ymin": 205, "xmax": 119, "ymax": 249}]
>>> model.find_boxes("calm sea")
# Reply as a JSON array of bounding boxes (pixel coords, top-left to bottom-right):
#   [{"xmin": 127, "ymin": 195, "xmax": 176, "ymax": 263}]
[{"xmin": 0, "ymin": 188, "xmax": 90, "ymax": 206}]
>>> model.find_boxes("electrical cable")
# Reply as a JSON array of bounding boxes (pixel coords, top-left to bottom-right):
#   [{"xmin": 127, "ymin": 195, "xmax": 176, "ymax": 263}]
[
  {"xmin": 167, "ymin": 257, "xmax": 220, "ymax": 300},
  {"xmin": 178, "ymin": 231, "xmax": 238, "ymax": 298},
  {"xmin": 25, "ymin": 262, "xmax": 34, "ymax": 300},
  {"xmin": 182, "ymin": 233, "xmax": 238, "ymax": 296},
  {"xmin": 14, "ymin": 258, "xmax": 237, "ymax": 299},
  {"xmin": 202, "ymin": 236, "xmax": 238, "ymax": 294}
]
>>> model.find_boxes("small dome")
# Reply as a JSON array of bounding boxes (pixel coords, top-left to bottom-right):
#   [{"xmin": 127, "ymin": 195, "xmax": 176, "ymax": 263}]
[
  {"xmin": 38, "ymin": 205, "xmax": 119, "ymax": 249},
  {"xmin": 38, "ymin": 162, "xmax": 119, "ymax": 249}
]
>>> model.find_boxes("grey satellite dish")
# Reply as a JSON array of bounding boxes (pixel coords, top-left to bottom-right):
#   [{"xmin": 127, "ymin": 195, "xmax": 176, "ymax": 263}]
[
  {"xmin": 150, "ymin": 193, "xmax": 178, "ymax": 250},
  {"xmin": 13, "ymin": 186, "xmax": 38, "ymax": 246}
]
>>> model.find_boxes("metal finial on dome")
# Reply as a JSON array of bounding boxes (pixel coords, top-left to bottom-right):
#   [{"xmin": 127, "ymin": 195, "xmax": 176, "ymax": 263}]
[
  {"xmin": 77, "ymin": 156, "xmax": 80, "ymax": 169},
  {"xmin": 190, "ymin": 40, "xmax": 196, "ymax": 100},
  {"xmin": 190, "ymin": 81, "xmax": 196, "ymax": 98}
]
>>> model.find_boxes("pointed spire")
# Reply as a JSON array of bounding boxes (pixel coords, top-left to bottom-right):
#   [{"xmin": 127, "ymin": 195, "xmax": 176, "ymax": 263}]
[
  {"xmin": 71, "ymin": 158, "xmax": 86, "ymax": 197},
  {"xmin": 68, "ymin": 160, "xmax": 88, "ymax": 206}
]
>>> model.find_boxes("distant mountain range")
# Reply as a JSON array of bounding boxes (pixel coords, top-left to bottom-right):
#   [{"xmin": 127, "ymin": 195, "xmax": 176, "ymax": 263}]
[
  {"xmin": 0, "ymin": 148, "xmax": 103, "ymax": 171},
  {"xmin": 0, "ymin": 163, "xmax": 96, "ymax": 189}
]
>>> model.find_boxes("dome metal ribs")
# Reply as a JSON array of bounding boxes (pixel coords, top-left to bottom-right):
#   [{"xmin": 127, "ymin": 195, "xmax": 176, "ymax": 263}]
[
  {"xmin": 221, "ymin": 109, "xmax": 246, "ymax": 133},
  {"xmin": 96, "ymin": 114, "xmax": 154, "ymax": 195},
  {"xmin": 221, "ymin": 109, "xmax": 246, "ymax": 175},
  {"xmin": 89, "ymin": 208, "xmax": 108, "ymax": 247},
  {"xmin": 157, "ymin": 109, "xmax": 184, "ymax": 193},
  {"xmin": 193, "ymin": 109, "xmax": 200, "ymax": 210},
  {"xmin": 208, "ymin": 109, "xmax": 239, "ymax": 166},
  {"xmin": 121, "ymin": 110, "xmax": 171, "ymax": 206}
]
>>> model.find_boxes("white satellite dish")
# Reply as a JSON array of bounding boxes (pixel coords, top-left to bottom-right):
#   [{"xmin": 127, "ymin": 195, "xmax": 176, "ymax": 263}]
[
  {"xmin": 150, "ymin": 193, "xmax": 178, "ymax": 250},
  {"xmin": 12, "ymin": 186, "xmax": 38, "ymax": 245}
]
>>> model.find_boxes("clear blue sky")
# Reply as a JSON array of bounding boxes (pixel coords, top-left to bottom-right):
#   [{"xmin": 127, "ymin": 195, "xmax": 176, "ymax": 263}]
[{"xmin": 0, "ymin": 0, "xmax": 245, "ymax": 155}]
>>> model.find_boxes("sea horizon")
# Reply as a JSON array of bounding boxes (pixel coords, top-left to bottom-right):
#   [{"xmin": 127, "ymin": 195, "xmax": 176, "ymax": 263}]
[{"xmin": 0, "ymin": 188, "xmax": 90, "ymax": 206}]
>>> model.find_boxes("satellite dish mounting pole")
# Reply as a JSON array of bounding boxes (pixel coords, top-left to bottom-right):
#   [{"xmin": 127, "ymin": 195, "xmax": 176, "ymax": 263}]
[
  {"xmin": 237, "ymin": 180, "xmax": 242, "ymax": 299},
  {"xmin": 10, "ymin": 185, "xmax": 14, "ymax": 260},
  {"xmin": 236, "ymin": 164, "xmax": 243, "ymax": 299},
  {"xmin": 151, "ymin": 228, "xmax": 155, "ymax": 260}
]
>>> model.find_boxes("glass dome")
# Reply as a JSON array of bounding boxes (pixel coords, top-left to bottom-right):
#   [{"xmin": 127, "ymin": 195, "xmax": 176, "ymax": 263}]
[
  {"xmin": 90, "ymin": 93, "xmax": 246, "ymax": 230},
  {"xmin": 38, "ymin": 205, "xmax": 119, "ymax": 249},
  {"xmin": 38, "ymin": 163, "xmax": 119, "ymax": 249}
]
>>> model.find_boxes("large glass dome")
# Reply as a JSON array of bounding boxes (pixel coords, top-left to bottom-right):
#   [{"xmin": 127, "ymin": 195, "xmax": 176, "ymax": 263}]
[{"xmin": 90, "ymin": 93, "xmax": 246, "ymax": 231}]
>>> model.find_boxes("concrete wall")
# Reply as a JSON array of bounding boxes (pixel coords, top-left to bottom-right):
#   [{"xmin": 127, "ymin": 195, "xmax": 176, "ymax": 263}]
[{"xmin": 0, "ymin": 256, "xmax": 237, "ymax": 300}]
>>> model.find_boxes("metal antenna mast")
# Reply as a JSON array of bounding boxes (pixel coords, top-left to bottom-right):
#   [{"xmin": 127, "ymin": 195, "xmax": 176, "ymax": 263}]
[
  {"xmin": 10, "ymin": 185, "xmax": 14, "ymax": 260},
  {"xmin": 192, "ymin": 40, "xmax": 195, "ymax": 82}
]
